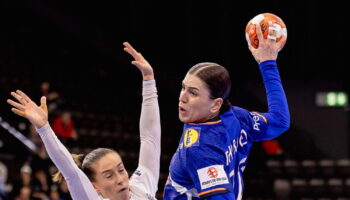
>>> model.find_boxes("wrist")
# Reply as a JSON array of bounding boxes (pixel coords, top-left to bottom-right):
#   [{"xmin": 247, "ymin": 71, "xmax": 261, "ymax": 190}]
[
  {"xmin": 258, "ymin": 58, "xmax": 276, "ymax": 64},
  {"xmin": 259, "ymin": 60, "xmax": 277, "ymax": 70},
  {"xmin": 36, "ymin": 121, "xmax": 49, "ymax": 129},
  {"xmin": 143, "ymin": 74, "xmax": 154, "ymax": 81}
]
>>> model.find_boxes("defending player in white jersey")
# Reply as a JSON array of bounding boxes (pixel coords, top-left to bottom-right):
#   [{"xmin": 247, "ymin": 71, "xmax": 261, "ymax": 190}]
[{"xmin": 6, "ymin": 42, "xmax": 161, "ymax": 200}]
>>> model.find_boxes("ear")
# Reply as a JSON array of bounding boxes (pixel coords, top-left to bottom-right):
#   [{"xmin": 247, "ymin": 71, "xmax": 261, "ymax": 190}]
[
  {"xmin": 210, "ymin": 98, "xmax": 223, "ymax": 114},
  {"xmin": 92, "ymin": 182, "xmax": 101, "ymax": 194}
]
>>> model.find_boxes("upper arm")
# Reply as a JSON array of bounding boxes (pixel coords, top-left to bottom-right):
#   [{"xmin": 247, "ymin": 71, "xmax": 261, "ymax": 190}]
[
  {"xmin": 235, "ymin": 107, "xmax": 288, "ymax": 141},
  {"xmin": 36, "ymin": 125, "xmax": 100, "ymax": 200},
  {"xmin": 249, "ymin": 110, "xmax": 290, "ymax": 141}
]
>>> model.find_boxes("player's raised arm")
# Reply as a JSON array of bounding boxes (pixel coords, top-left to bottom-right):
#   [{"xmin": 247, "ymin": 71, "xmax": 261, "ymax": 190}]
[
  {"xmin": 247, "ymin": 22, "xmax": 290, "ymax": 140},
  {"xmin": 123, "ymin": 42, "xmax": 154, "ymax": 81},
  {"xmin": 7, "ymin": 90, "xmax": 99, "ymax": 199},
  {"xmin": 123, "ymin": 42, "xmax": 161, "ymax": 194}
]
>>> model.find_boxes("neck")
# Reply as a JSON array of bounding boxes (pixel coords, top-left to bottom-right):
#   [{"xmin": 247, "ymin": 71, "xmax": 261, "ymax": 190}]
[
  {"xmin": 206, "ymin": 112, "xmax": 220, "ymax": 122},
  {"xmin": 99, "ymin": 190, "xmax": 131, "ymax": 200},
  {"xmin": 193, "ymin": 112, "xmax": 219, "ymax": 123}
]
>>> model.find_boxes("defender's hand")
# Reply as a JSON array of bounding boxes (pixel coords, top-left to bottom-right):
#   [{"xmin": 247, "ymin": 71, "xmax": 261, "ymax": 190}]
[
  {"xmin": 7, "ymin": 90, "xmax": 48, "ymax": 129},
  {"xmin": 123, "ymin": 42, "xmax": 154, "ymax": 80}
]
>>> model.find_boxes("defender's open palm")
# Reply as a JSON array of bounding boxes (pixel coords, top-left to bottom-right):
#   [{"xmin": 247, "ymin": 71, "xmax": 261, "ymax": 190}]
[
  {"xmin": 123, "ymin": 42, "xmax": 154, "ymax": 80},
  {"xmin": 7, "ymin": 90, "xmax": 48, "ymax": 129}
]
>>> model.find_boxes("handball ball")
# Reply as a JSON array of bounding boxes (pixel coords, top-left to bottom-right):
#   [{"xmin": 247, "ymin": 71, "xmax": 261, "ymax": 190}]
[{"xmin": 245, "ymin": 13, "xmax": 287, "ymax": 49}]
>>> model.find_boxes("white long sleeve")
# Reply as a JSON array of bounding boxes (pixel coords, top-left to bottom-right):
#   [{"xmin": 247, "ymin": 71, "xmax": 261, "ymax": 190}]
[
  {"xmin": 36, "ymin": 124, "xmax": 100, "ymax": 200},
  {"xmin": 129, "ymin": 80, "xmax": 161, "ymax": 199}
]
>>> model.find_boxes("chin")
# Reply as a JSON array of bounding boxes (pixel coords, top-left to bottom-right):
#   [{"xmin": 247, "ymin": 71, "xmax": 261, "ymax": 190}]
[
  {"xmin": 179, "ymin": 115, "xmax": 188, "ymax": 123},
  {"xmin": 116, "ymin": 190, "xmax": 129, "ymax": 199}
]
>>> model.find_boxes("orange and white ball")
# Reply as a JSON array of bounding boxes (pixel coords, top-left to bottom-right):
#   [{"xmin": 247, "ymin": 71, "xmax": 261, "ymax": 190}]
[{"xmin": 245, "ymin": 13, "xmax": 287, "ymax": 50}]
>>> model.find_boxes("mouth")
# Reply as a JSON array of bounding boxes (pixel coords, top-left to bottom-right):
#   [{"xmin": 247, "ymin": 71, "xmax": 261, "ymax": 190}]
[
  {"xmin": 179, "ymin": 106, "xmax": 187, "ymax": 114},
  {"xmin": 118, "ymin": 187, "xmax": 128, "ymax": 193}
]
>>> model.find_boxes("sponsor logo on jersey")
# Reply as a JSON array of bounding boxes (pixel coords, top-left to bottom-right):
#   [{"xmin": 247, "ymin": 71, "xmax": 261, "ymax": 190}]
[
  {"xmin": 250, "ymin": 112, "xmax": 268, "ymax": 131},
  {"xmin": 250, "ymin": 112, "xmax": 262, "ymax": 131},
  {"xmin": 207, "ymin": 167, "xmax": 218, "ymax": 178},
  {"xmin": 133, "ymin": 169, "xmax": 142, "ymax": 176},
  {"xmin": 183, "ymin": 128, "xmax": 200, "ymax": 147},
  {"xmin": 197, "ymin": 165, "xmax": 229, "ymax": 190},
  {"xmin": 147, "ymin": 193, "xmax": 156, "ymax": 200}
]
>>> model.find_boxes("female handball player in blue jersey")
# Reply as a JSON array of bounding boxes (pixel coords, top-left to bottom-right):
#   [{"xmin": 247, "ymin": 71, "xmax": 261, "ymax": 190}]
[
  {"xmin": 6, "ymin": 42, "xmax": 161, "ymax": 200},
  {"xmin": 163, "ymin": 23, "xmax": 290, "ymax": 199}
]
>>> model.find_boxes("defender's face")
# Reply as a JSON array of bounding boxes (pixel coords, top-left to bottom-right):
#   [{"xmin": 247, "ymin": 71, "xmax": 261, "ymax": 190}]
[{"xmin": 92, "ymin": 153, "xmax": 130, "ymax": 200}]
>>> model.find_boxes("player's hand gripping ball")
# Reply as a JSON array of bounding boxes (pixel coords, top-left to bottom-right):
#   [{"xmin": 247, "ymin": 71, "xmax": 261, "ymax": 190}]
[{"xmin": 245, "ymin": 13, "xmax": 287, "ymax": 50}]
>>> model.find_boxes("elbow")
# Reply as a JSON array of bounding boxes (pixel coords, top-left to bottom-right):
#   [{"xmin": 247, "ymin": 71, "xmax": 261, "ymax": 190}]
[
  {"xmin": 279, "ymin": 111, "xmax": 290, "ymax": 133},
  {"xmin": 285, "ymin": 110, "xmax": 291, "ymax": 129},
  {"xmin": 281, "ymin": 120, "xmax": 290, "ymax": 133},
  {"xmin": 270, "ymin": 111, "xmax": 290, "ymax": 134},
  {"xmin": 267, "ymin": 120, "xmax": 289, "ymax": 140}
]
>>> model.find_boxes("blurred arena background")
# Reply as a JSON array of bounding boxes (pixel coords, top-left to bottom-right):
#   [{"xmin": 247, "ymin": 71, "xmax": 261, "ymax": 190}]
[{"xmin": 0, "ymin": 0, "xmax": 348, "ymax": 199}]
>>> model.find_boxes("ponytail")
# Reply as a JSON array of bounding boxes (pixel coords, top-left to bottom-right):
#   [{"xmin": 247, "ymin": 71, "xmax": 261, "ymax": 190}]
[{"xmin": 52, "ymin": 154, "xmax": 84, "ymax": 183}]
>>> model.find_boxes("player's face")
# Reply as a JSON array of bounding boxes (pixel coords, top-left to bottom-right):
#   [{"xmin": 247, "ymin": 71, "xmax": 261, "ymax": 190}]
[
  {"xmin": 92, "ymin": 153, "xmax": 130, "ymax": 200},
  {"xmin": 179, "ymin": 73, "xmax": 220, "ymax": 123}
]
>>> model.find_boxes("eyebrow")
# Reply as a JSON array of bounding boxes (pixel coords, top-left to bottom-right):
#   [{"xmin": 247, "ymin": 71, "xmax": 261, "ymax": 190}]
[
  {"xmin": 182, "ymin": 82, "xmax": 199, "ymax": 91},
  {"xmin": 101, "ymin": 162, "xmax": 123, "ymax": 175}
]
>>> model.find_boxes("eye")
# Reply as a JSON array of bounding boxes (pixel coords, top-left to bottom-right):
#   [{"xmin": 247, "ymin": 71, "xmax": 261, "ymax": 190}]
[
  {"xmin": 105, "ymin": 174, "xmax": 113, "ymax": 179},
  {"xmin": 189, "ymin": 90, "xmax": 197, "ymax": 96},
  {"xmin": 119, "ymin": 168, "xmax": 125, "ymax": 173}
]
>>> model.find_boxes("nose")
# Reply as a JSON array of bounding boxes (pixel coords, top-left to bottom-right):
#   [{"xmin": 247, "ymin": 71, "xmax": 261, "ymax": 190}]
[
  {"xmin": 179, "ymin": 90, "xmax": 187, "ymax": 103},
  {"xmin": 114, "ymin": 173, "xmax": 124, "ymax": 185}
]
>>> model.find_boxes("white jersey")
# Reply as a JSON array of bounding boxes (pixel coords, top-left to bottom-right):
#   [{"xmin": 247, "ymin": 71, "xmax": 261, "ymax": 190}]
[
  {"xmin": 129, "ymin": 166, "xmax": 158, "ymax": 200},
  {"xmin": 36, "ymin": 80, "xmax": 160, "ymax": 200}
]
